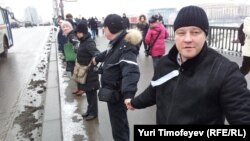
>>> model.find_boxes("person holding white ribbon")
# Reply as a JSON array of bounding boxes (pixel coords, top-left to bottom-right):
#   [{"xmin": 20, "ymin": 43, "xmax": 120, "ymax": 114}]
[{"xmin": 125, "ymin": 5, "xmax": 250, "ymax": 124}]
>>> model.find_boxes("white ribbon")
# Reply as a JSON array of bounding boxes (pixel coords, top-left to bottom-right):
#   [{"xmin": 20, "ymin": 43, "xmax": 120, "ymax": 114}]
[{"xmin": 151, "ymin": 70, "xmax": 179, "ymax": 87}]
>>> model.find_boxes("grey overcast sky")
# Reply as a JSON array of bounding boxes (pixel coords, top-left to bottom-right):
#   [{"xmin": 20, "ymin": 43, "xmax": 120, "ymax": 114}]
[{"xmin": 1, "ymin": 0, "xmax": 249, "ymax": 21}]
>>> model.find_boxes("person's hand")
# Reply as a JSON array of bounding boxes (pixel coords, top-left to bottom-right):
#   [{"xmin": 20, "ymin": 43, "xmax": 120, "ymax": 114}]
[
  {"xmin": 124, "ymin": 98, "xmax": 134, "ymax": 110},
  {"xmin": 92, "ymin": 57, "xmax": 97, "ymax": 65}
]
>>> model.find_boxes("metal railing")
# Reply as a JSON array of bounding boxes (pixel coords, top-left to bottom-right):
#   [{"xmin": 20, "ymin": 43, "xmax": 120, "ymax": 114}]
[{"xmin": 165, "ymin": 24, "xmax": 242, "ymax": 56}]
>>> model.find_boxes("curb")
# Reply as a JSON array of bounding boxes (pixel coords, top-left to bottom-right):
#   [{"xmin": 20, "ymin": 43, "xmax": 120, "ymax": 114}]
[{"xmin": 41, "ymin": 28, "xmax": 62, "ymax": 141}]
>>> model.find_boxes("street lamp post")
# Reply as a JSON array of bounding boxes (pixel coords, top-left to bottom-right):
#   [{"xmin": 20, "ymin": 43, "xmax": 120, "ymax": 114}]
[
  {"xmin": 59, "ymin": 0, "xmax": 64, "ymax": 19},
  {"xmin": 58, "ymin": 0, "xmax": 77, "ymax": 20}
]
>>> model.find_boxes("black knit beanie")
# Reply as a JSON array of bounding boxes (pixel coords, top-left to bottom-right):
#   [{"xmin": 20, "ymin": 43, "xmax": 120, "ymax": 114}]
[
  {"xmin": 104, "ymin": 14, "xmax": 124, "ymax": 34},
  {"xmin": 174, "ymin": 5, "xmax": 209, "ymax": 36},
  {"xmin": 75, "ymin": 20, "xmax": 88, "ymax": 34}
]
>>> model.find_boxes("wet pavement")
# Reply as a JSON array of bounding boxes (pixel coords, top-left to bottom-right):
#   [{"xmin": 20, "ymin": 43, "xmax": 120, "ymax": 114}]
[
  {"xmin": 36, "ymin": 30, "xmax": 250, "ymax": 141},
  {"xmin": 2, "ymin": 27, "xmax": 54, "ymax": 141}
]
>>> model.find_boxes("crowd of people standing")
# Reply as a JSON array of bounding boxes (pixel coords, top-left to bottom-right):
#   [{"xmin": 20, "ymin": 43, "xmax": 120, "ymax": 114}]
[{"xmin": 54, "ymin": 8, "xmax": 250, "ymax": 141}]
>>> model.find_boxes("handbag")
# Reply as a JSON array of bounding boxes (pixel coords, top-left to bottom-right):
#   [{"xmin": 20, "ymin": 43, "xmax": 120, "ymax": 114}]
[
  {"xmin": 98, "ymin": 87, "xmax": 120, "ymax": 103},
  {"xmin": 72, "ymin": 60, "xmax": 91, "ymax": 84},
  {"xmin": 145, "ymin": 31, "xmax": 162, "ymax": 56},
  {"xmin": 64, "ymin": 42, "xmax": 77, "ymax": 61}
]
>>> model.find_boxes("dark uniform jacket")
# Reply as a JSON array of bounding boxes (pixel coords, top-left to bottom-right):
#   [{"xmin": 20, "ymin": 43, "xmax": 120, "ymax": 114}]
[
  {"xmin": 95, "ymin": 29, "xmax": 142, "ymax": 99},
  {"xmin": 77, "ymin": 32, "xmax": 100, "ymax": 91},
  {"xmin": 131, "ymin": 43, "xmax": 250, "ymax": 124}
]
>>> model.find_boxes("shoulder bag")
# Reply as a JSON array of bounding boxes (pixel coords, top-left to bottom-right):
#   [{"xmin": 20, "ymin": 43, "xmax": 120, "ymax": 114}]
[
  {"xmin": 72, "ymin": 60, "xmax": 92, "ymax": 84},
  {"xmin": 146, "ymin": 30, "xmax": 162, "ymax": 56}
]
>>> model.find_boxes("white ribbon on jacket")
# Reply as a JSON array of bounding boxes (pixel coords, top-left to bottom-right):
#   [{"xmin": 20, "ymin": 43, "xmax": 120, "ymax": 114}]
[{"xmin": 151, "ymin": 70, "xmax": 179, "ymax": 87}]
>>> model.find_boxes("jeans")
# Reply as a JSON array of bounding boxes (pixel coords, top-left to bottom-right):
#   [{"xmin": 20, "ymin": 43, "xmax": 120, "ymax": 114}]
[{"xmin": 91, "ymin": 30, "xmax": 96, "ymax": 40}]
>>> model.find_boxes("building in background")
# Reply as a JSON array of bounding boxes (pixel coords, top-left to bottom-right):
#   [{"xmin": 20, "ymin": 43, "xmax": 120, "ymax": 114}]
[
  {"xmin": 148, "ymin": 8, "xmax": 177, "ymax": 24},
  {"xmin": 24, "ymin": 7, "xmax": 39, "ymax": 25},
  {"xmin": 201, "ymin": 3, "xmax": 250, "ymax": 26},
  {"xmin": 148, "ymin": 3, "xmax": 250, "ymax": 27}
]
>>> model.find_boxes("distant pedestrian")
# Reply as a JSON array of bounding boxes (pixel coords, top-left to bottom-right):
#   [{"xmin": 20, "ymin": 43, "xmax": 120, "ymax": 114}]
[
  {"xmin": 66, "ymin": 13, "xmax": 77, "ymax": 29},
  {"xmin": 240, "ymin": 17, "xmax": 250, "ymax": 76},
  {"xmin": 88, "ymin": 17, "xmax": 98, "ymax": 40},
  {"xmin": 157, "ymin": 12, "xmax": 164, "ymax": 24},
  {"xmin": 238, "ymin": 23, "xmax": 245, "ymax": 46},
  {"xmin": 122, "ymin": 13, "xmax": 130, "ymax": 30},
  {"xmin": 94, "ymin": 16, "xmax": 99, "ymax": 36},
  {"xmin": 136, "ymin": 14, "xmax": 149, "ymax": 53}
]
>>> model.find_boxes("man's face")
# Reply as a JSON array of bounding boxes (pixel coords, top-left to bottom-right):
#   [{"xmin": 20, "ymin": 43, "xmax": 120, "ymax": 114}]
[{"xmin": 175, "ymin": 26, "xmax": 206, "ymax": 62}]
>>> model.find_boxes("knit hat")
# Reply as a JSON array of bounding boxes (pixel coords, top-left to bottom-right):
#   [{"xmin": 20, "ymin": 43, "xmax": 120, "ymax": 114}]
[
  {"xmin": 174, "ymin": 5, "xmax": 209, "ymax": 36},
  {"xmin": 104, "ymin": 14, "xmax": 124, "ymax": 34},
  {"xmin": 75, "ymin": 21, "xmax": 88, "ymax": 34},
  {"xmin": 149, "ymin": 15, "xmax": 158, "ymax": 23}
]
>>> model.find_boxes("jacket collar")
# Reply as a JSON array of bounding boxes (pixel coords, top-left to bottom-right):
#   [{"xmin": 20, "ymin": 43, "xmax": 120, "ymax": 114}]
[
  {"xmin": 109, "ymin": 30, "xmax": 127, "ymax": 48},
  {"xmin": 79, "ymin": 32, "xmax": 92, "ymax": 41}
]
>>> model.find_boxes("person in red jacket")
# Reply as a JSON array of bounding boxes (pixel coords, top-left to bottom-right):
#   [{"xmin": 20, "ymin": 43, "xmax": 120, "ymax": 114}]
[{"xmin": 145, "ymin": 15, "xmax": 169, "ymax": 70}]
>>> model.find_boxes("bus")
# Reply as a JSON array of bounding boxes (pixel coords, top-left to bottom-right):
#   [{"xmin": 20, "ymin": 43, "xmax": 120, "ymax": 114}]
[{"xmin": 0, "ymin": 6, "xmax": 14, "ymax": 58}]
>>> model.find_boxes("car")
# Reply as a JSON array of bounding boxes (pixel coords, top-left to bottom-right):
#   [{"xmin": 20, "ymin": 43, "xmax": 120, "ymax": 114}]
[
  {"xmin": 24, "ymin": 21, "xmax": 33, "ymax": 28},
  {"xmin": 11, "ymin": 22, "xmax": 20, "ymax": 28}
]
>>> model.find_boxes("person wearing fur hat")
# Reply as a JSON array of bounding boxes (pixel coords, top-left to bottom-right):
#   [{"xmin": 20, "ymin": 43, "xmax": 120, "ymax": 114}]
[
  {"xmin": 92, "ymin": 14, "xmax": 142, "ymax": 141},
  {"xmin": 125, "ymin": 5, "xmax": 250, "ymax": 124},
  {"xmin": 74, "ymin": 20, "xmax": 100, "ymax": 120}
]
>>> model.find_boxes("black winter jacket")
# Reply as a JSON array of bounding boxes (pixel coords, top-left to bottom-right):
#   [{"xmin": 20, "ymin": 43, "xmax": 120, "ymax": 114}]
[
  {"xmin": 131, "ymin": 43, "xmax": 250, "ymax": 124},
  {"xmin": 238, "ymin": 23, "xmax": 245, "ymax": 46},
  {"xmin": 77, "ymin": 32, "xmax": 100, "ymax": 91},
  {"xmin": 137, "ymin": 22, "xmax": 149, "ymax": 37},
  {"xmin": 95, "ymin": 30, "xmax": 142, "ymax": 99}
]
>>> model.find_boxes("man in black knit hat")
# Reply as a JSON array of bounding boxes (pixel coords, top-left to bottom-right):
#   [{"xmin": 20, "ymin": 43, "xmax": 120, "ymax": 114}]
[{"xmin": 125, "ymin": 5, "xmax": 250, "ymax": 125}]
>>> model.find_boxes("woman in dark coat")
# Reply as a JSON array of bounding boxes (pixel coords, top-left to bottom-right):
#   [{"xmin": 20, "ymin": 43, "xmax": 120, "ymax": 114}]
[
  {"xmin": 74, "ymin": 21, "xmax": 100, "ymax": 121},
  {"xmin": 136, "ymin": 14, "xmax": 149, "ymax": 53}
]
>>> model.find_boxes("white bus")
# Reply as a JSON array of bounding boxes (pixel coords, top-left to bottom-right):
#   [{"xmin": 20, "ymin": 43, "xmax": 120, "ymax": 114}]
[{"xmin": 0, "ymin": 6, "xmax": 13, "ymax": 58}]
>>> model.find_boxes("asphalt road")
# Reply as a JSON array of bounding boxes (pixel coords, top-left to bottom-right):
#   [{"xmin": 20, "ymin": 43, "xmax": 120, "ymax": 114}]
[{"xmin": 0, "ymin": 26, "xmax": 52, "ymax": 141}]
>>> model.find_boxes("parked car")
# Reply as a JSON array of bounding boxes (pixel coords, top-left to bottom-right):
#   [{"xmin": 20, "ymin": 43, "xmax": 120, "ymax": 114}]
[
  {"xmin": 11, "ymin": 22, "xmax": 20, "ymax": 28},
  {"xmin": 24, "ymin": 21, "xmax": 33, "ymax": 28}
]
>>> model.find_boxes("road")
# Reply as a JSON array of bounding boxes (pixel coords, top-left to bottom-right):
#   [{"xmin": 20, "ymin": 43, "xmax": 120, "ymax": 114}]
[{"xmin": 0, "ymin": 26, "xmax": 51, "ymax": 141}]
